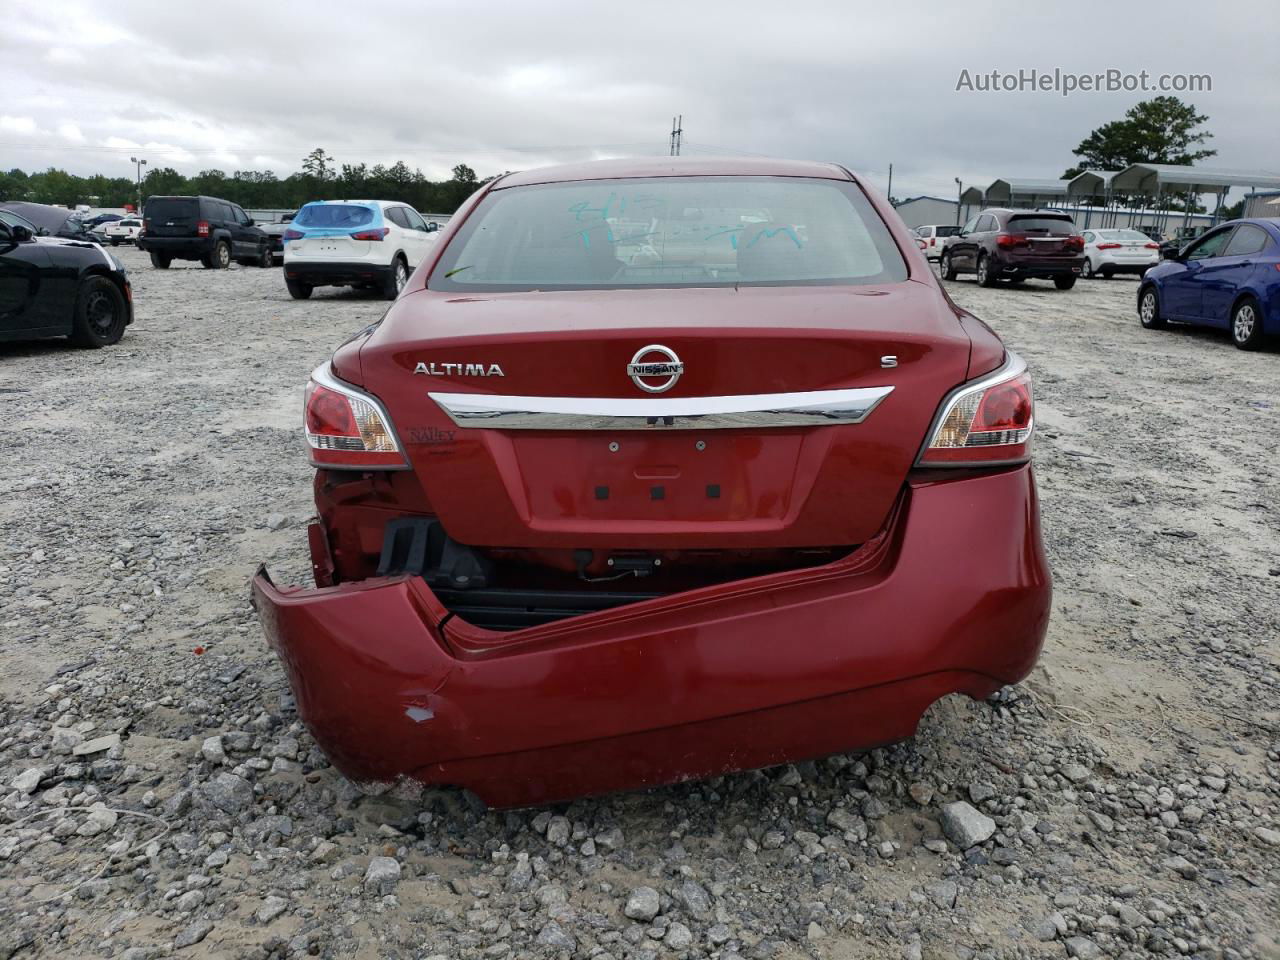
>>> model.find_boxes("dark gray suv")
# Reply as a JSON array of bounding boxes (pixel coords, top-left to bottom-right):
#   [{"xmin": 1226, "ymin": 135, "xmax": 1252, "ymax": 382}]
[
  {"xmin": 939, "ymin": 208, "xmax": 1085, "ymax": 289},
  {"xmin": 138, "ymin": 196, "xmax": 272, "ymax": 270}
]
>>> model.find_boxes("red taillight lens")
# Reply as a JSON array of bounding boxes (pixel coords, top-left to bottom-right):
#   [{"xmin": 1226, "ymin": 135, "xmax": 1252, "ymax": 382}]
[
  {"xmin": 283, "ymin": 228, "xmax": 303, "ymax": 241},
  {"xmin": 929, "ymin": 237, "xmax": 936, "ymax": 247},
  {"xmin": 350, "ymin": 227, "xmax": 391, "ymax": 241},
  {"xmin": 197, "ymin": 220, "xmax": 209, "ymax": 237},
  {"xmin": 143, "ymin": 219, "xmax": 151, "ymax": 232},
  {"xmin": 1064, "ymin": 235, "xmax": 1085, "ymax": 251},
  {"xmin": 1096, "ymin": 242, "xmax": 1121, "ymax": 250},
  {"xmin": 995, "ymin": 233, "xmax": 1027, "ymax": 249},
  {"xmin": 304, "ymin": 366, "xmax": 407, "ymax": 470},
  {"xmin": 919, "ymin": 355, "xmax": 1033, "ymax": 466},
  {"xmin": 1145, "ymin": 242, "xmax": 1160, "ymax": 249}
]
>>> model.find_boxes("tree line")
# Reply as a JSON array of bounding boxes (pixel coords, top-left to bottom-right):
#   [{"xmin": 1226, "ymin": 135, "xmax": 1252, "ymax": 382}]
[{"xmin": 0, "ymin": 148, "xmax": 491, "ymax": 213}]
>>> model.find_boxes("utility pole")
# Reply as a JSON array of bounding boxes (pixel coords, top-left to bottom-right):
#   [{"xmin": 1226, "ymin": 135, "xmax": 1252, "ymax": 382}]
[
  {"xmin": 955, "ymin": 177, "xmax": 963, "ymax": 226},
  {"xmin": 130, "ymin": 156, "xmax": 147, "ymax": 212},
  {"xmin": 669, "ymin": 115, "xmax": 683, "ymax": 156},
  {"xmin": 886, "ymin": 164, "xmax": 893, "ymax": 203}
]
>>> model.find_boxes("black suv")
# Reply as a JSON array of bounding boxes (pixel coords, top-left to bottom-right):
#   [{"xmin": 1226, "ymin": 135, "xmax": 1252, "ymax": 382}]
[
  {"xmin": 138, "ymin": 196, "xmax": 272, "ymax": 269},
  {"xmin": 940, "ymin": 208, "xmax": 1085, "ymax": 289}
]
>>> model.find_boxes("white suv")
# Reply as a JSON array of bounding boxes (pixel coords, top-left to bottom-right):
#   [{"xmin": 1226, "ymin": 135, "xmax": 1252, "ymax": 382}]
[
  {"xmin": 282, "ymin": 200, "xmax": 440, "ymax": 300},
  {"xmin": 914, "ymin": 224, "xmax": 959, "ymax": 262}
]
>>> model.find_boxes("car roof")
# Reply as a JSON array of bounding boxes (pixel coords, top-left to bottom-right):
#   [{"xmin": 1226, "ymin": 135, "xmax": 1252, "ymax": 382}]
[
  {"xmin": 495, "ymin": 156, "xmax": 852, "ymax": 189},
  {"xmin": 300, "ymin": 199, "xmax": 390, "ymax": 207},
  {"xmin": 0, "ymin": 201, "xmax": 78, "ymax": 233}
]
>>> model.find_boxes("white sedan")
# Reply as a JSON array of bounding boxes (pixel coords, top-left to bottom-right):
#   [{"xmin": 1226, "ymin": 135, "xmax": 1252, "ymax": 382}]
[{"xmin": 1081, "ymin": 229, "xmax": 1160, "ymax": 279}]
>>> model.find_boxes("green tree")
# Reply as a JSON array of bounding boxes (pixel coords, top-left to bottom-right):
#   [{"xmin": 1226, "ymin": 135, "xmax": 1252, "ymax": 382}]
[
  {"xmin": 27, "ymin": 167, "xmax": 83, "ymax": 205},
  {"xmin": 302, "ymin": 148, "xmax": 334, "ymax": 181},
  {"xmin": 1, "ymin": 158, "xmax": 493, "ymax": 215},
  {"xmin": 0, "ymin": 168, "xmax": 29, "ymax": 201},
  {"xmin": 142, "ymin": 167, "xmax": 188, "ymax": 198},
  {"xmin": 1062, "ymin": 96, "xmax": 1216, "ymax": 178}
]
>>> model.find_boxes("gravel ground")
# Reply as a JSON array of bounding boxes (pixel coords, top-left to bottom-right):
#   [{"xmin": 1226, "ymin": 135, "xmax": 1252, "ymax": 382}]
[{"xmin": 1, "ymin": 246, "xmax": 1277, "ymax": 959}]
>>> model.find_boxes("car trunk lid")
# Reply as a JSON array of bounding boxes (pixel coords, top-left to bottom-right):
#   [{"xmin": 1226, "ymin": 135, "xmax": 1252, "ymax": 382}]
[{"xmin": 358, "ymin": 282, "xmax": 974, "ymax": 551}]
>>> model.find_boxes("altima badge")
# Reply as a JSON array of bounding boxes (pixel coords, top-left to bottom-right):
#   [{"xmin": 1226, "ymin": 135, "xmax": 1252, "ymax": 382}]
[
  {"xmin": 414, "ymin": 362, "xmax": 505, "ymax": 377},
  {"xmin": 627, "ymin": 345, "xmax": 684, "ymax": 393}
]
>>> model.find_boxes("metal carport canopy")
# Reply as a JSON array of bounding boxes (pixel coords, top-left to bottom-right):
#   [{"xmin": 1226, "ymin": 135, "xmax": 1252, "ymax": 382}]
[
  {"xmin": 1066, "ymin": 170, "xmax": 1120, "ymax": 201},
  {"xmin": 1111, "ymin": 164, "xmax": 1280, "ymax": 196},
  {"xmin": 984, "ymin": 178, "xmax": 1069, "ymax": 204}
]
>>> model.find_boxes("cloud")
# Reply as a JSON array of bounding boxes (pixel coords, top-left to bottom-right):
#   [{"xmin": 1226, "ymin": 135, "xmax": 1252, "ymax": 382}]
[
  {"xmin": 58, "ymin": 122, "xmax": 85, "ymax": 142},
  {"xmin": 0, "ymin": 0, "xmax": 1275, "ymax": 197},
  {"xmin": 0, "ymin": 115, "xmax": 39, "ymax": 135}
]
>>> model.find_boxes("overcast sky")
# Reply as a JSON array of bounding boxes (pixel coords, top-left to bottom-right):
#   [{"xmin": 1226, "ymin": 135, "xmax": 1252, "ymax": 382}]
[{"xmin": 3, "ymin": 0, "xmax": 1276, "ymax": 200}]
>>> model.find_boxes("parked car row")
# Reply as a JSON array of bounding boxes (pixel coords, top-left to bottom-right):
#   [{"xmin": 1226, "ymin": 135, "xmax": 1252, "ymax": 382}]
[{"xmin": 921, "ymin": 205, "xmax": 1276, "ymax": 350}]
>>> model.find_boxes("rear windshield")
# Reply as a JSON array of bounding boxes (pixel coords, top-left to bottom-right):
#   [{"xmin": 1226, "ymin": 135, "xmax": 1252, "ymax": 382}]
[
  {"xmin": 429, "ymin": 176, "xmax": 907, "ymax": 291},
  {"xmin": 145, "ymin": 198, "xmax": 198, "ymax": 219},
  {"xmin": 294, "ymin": 203, "xmax": 375, "ymax": 228},
  {"xmin": 1007, "ymin": 216, "xmax": 1074, "ymax": 234},
  {"xmin": 933, "ymin": 225, "xmax": 959, "ymax": 237}
]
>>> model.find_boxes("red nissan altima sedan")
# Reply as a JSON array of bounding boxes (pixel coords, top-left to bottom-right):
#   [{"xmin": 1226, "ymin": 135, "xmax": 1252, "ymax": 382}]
[{"xmin": 252, "ymin": 157, "xmax": 1051, "ymax": 808}]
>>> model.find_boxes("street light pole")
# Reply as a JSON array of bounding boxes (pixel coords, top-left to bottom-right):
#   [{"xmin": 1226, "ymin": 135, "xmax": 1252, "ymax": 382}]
[
  {"xmin": 130, "ymin": 156, "xmax": 147, "ymax": 212},
  {"xmin": 955, "ymin": 177, "xmax": 963, "ymax": 226}
]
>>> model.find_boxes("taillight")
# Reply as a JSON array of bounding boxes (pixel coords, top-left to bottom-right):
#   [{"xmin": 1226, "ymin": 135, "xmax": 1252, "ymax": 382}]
[
  {"xmin": 304, "ymin": 364, "xmax": 407, "ymax": 470},
  {"xmin": 351, "ymin": 227, "xmax": 391, "ymax": 241},
  {"xmin": 918, "ymin": 353, "xmax": 1033, "ymax": 466},
  {"xmin": 283, "ymin": 228, "xmax": 303, "ymax": 241},
  {"xmin": 929, "ymin": 237, "xmax": 936, "ymax": 247},
  {"xmin": 995, "ymin": 233, "xmax": 1027, "ymax": 249},
  {"xmin": 1145, "ymin": 242, "xmax": 1160, "ymax": 249},
  {"xmin": 143, "ymin": 219, "xmax": 151, "ymax": 232},
  {"xmin": 1064, "ymin": 235, "xmax": 1085, "ymax": 251},
  {"xmin": 1096, "ymin": 242, "xmax": 1122, "ymax": 250},
  {"xmin": 197, "ymin": 220, "xmax": 210, "ymax": 237}
]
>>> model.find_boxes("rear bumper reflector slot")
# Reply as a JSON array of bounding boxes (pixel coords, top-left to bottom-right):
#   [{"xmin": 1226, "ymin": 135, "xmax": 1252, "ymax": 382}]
[{"xmin": 427, "ymin": 386, "xmax": 895, "ymax": 431}]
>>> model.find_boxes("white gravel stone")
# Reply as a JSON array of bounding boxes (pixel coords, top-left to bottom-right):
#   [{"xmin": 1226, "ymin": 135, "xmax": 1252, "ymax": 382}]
[
  {"xmin": 363, "ymin": 856, "xmax": 401, "ymax": 894},
  {"xmin": 11, "ymin": 767, "xmax": 44, "ymax": 795},
  {"xmin": 623, "ymin": 885, "xmax": 661, "ymax": 921},
  {"xmin": 939, "ymin": 801, "xmax": 996, "ymax": 848}
]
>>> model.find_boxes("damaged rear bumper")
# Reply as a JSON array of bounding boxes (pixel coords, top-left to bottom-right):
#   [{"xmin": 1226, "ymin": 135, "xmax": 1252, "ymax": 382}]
[{"xmin": 252, "ymin": 466, "xmax": 1050, "ymax": 808}]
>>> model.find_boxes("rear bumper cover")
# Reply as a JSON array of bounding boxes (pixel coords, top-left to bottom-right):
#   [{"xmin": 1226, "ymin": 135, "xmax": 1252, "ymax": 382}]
[
  {"xmin": 995, "ymin": 256, "xmax": 1084, "ymax": 277},
  {"xmin": 137, "ymin": 236, "xmax": 215, "ymax": 258},
  {"xmin": 284, "ymin": 260, "xmax": 391, "ymax": 286},
  {"xmin": 252, "ymin": 466, "xmax": 1051, "ymax": 807}
]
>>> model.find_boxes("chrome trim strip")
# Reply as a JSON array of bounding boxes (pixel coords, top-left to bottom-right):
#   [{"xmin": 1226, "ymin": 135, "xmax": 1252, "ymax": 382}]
[{"xmin": 429, "ymin": 386, "xmax": 895, "ymax": 431}]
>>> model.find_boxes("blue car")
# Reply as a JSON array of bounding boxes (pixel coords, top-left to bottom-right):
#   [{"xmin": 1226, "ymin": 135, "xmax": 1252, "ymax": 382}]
[{"xmin": 1138, "ymin": 218, "xmax": 1280, "ymax": 350}]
